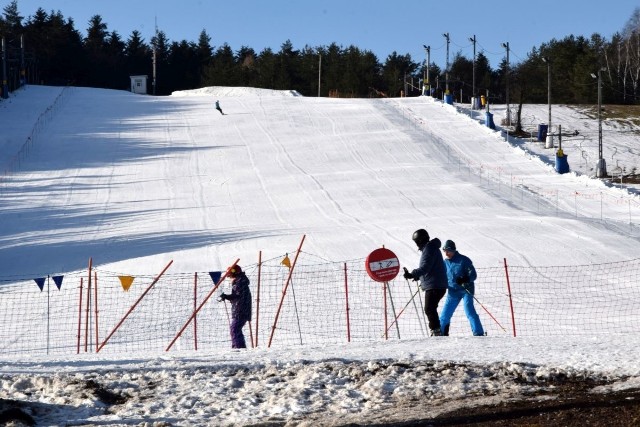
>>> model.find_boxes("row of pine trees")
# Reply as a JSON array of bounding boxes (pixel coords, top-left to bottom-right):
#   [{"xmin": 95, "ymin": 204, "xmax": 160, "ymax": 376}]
[{"xmin": 2, "ymin": 1, "xmax": 640, "ymax": 104}]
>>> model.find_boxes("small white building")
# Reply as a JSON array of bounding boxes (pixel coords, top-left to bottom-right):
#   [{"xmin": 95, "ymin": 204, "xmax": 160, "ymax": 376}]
[{"xmin": 129, "ymin": 75, "xmax": 148, "ymax": 94}]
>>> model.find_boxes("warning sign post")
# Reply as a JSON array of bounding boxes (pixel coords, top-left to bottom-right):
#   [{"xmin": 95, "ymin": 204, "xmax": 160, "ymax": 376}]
[
  {"xmin": 365, "ymin": 247, "xmax": 400, "ymax": 282},
  {"xmin": 365, "ymin": 247, "xmax": 401, "ymax": 340}
]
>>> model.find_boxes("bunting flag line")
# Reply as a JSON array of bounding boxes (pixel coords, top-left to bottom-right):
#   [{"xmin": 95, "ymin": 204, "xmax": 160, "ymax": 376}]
[
  {"xmin": 118, "ymin": 275, "xmax": 135, "ymax": 292},
  {"xmin": 208, "ymin": 271, "xmax": 222, "ymax": 284},
  {"xmin": 52, "ymin": 275, "xmax": 64, "ymax": 290},
  {"xmin": 281, "ymin": 253, "xmax": 291, "ymax": 269},
  {"xmin": 34, "ymin": 277, "xmax": 46, "ymax": 291}
]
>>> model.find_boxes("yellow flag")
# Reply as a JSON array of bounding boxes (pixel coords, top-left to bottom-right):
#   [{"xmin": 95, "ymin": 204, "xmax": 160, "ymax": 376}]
[
  {"xmin": 118, "ymin": 275, "xmax": 135, "ymax": 292},
  {"xmin": 281, "ymin": 254, "xmax": 291, "ymax": 269}
]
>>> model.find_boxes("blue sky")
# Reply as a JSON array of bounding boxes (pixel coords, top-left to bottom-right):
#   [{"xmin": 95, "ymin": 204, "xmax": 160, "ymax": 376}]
[{"xmin": 10, "ymin": 0, "xmax": 640, "ymax": 69}]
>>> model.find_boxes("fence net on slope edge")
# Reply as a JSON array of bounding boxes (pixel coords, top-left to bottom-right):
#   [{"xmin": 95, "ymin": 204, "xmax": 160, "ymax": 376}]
[{"xmin": 0, "ymin": 254, "xmax": 638, "ymax": 356}]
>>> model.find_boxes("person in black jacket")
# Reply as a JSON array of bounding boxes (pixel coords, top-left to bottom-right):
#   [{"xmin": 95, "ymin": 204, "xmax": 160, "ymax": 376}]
[
  {"xmin": 215, "ymin": 100, "xmax": 224, "ymax": 115},
  {"xmin": 219, "ymin": 265, "xmax": 252, "ymax": 348},
  {"xmin": 404, "ymin": 228, "xmax": 448, "ymax": 336}
]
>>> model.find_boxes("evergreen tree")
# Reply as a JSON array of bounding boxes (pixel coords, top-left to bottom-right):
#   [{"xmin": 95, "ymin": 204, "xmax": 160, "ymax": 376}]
[{"xmin": 125, "ymin": 30, "xmax": 151, "ymax": 80}]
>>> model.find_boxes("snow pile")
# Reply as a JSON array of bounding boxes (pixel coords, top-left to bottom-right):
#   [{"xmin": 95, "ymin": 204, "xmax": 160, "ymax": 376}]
[
  {"xmin": 171, "ymin": 86, "xmax": 303, "ymax": 97},
  {"xmin": 1, "ymin": 336, "xmax": 639, "ymax": 426}
]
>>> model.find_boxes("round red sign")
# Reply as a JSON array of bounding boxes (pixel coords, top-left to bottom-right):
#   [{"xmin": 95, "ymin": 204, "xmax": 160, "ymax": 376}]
[{"xmin": 365, "ymin": 248, "xmax": 400, "ymax": 282}]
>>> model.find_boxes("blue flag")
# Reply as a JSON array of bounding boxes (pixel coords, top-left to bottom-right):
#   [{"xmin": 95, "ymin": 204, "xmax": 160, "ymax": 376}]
[
  {"xmin": 208, "ymin": 271, "xmax": 222, "ymax": 284},
  {"xmin": 52, "ymin": 275, "xmax": 64, "ymax": 290},
  {"xmin": 34, "ymin": 277, "xmax": 46, "ymax": 291}
]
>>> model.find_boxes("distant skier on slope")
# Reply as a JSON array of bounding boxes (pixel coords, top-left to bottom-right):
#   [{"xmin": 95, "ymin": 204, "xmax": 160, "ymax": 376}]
[{"xmin": 215, "ymin": 100, "xmax": 224, "ymax": 115}]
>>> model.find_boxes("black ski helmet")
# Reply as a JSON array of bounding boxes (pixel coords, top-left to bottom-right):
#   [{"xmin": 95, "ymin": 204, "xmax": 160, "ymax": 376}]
[{"xmin": 412, "ymin": 229, "xmax": 429, "ymax": 248}]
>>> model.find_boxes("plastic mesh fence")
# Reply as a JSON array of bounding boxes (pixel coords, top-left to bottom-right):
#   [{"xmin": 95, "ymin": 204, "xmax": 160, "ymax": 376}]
[{"xmin": 1, "ymin": 255, "xmax": 638, "ymax": 356}]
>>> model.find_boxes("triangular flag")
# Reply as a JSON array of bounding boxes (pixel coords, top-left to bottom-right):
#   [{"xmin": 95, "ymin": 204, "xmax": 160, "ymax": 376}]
[
  {"xmin": 34, "ymin": 277, "xmax": 46, "ymax": 291},
  {"xmin": 281, "ymin": 254, "xmax": 291, "ymax": 269},
  {"xmin": 118, "ymin": 275, "xmax": 135, "ymax": 292},
  {"xmin": 209, "ymin": 271, "xmax": 222, "ymax": 284},
  {"xmin": 52, "ymin": 275, "xmax": 64, "ymax": 290}
]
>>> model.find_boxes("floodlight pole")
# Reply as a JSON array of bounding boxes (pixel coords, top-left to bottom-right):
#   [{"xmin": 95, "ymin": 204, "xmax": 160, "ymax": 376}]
[
  {"xmin": 443, "ymin": 33, "xmax": 450, "ymax": 93},
  {"xmin": 469, "ymin": 35, "xmax": 476, "ymax": 106},
  {"xmin": 595, "ymin": 68, "xmax": 607, "ymax": 178},
  {"xmin": 543, "ymin": 56, "xmax": 553, "ymax": 148},
  {"xmin": 1, "ymin": 37, "xmax": 8, "ymax": 99},
  {"xmin": 318, "ymin": 53, "xmax": 322, "ymax": 97},
  {"xmin": 502, "ymin": 42, "xmax": 510, "ymax": 125},
  {"xmin": 423, "ymin": 45, "xmax": 430, "ymax": 96}
]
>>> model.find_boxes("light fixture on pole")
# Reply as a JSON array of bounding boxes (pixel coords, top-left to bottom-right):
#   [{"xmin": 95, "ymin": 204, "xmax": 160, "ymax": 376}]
[
  {"xmin": 443, "ymin": 33, "xmax": 450, "ymax": 93},
  {"xmin": 591, "ymin": 68, "xmax": 607, "ymax": 178},
  {"xmin": 542, "ymin": 56, "xmax": 553, "ymax": 148},
  {"xmin": 501, "ymin": 42, "xmax": 510, "ymax": 125},
  {"xmin": 469, "ymin": 35, "xmax": 476, "ymax": 108},
  {"xmin": 423, "ymin": 44, "xmax": 430, "ymax": 96}
]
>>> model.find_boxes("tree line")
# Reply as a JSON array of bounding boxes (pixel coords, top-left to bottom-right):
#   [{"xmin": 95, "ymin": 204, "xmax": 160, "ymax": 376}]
[{"xmin": 2, "ymin": 1, "xmax": 640, "ymax": 105}]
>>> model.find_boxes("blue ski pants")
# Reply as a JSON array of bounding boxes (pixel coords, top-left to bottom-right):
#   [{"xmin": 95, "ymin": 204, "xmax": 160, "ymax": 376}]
[{"xmin": 439, "ymin": 285, "xmax": 484, "ymax": 336}]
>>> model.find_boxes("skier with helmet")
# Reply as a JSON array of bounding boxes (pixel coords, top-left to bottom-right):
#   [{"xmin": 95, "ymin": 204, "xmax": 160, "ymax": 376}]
[{"xmin": 403, "ymin": 228, "xmax": 448, "ymax": 336}]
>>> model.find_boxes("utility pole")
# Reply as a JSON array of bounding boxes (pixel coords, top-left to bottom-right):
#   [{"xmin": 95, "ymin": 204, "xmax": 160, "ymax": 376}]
[
  {"xmin": 542, "ymin": 56, "xmax": 553, "ymax": 148},
  {"xmin": 422, "ymin": 45, "xmax": 430, "ymax": 96},
  {"xmin": 2, "ymin": 37, "xmax": 8, "ymax": 99},
  {"xmin": 152, "ymin": 17, "xmax": 158, "ymax": 95},
  {"xmin": 469, "ymin": 35, "xmax": 476, "ymax": 107},
  {"xmin": 443, "ymin": 33, "xmax": 450, "ymax": 93},
  {"xmin": 501, "ymin": 42, "xmax": 510, "ymax": 125},
  {"xmin": 20, "ymin": 34, "xmax": 25, "ymax": 86},
  {"xmin": 317, "ymin": 53, "xmax": 321, "ymax": 97},
  {"xmin": 594, "ymin": 68, "xmax": 607, "ymax": 178}
]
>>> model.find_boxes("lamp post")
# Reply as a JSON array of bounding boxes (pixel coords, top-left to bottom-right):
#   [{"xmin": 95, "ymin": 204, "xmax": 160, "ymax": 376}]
[
  {"xmin": 591, "ymin": 68, "xmax": 607, "ymax": 178},
  {"xmin": 1, "ymin": 37, "xmax": 8, "ymax": 99},
  {"xmin": 542, "ymin": 56, "xmax": 552, "ymax": 148},
  {"xmin": 501, "ymin": 42, "xmax": 510, "ymax": 125},
  {"xmin": 469, "ymin": 35, "xmax": 476, "ymax": 108},
  {"xmin": 318, "ymin": 52, "xmax": 322, "ymax": 97},
  {"xmin": 422, "ymin": 44, "xmax": 430, "ymax": 96},
  {"xmin": 443, "ymin": 33, "xmax": 450, "ymax": 93}
]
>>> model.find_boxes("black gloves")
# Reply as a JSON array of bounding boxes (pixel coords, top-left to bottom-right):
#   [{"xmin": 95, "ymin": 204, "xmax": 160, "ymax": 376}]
[
  {"xmin": 218, "ymin": 293, "xmax": 229, "ymax": 302},
  {"xmin": 403, "ymin": 267, "xmax": 414, "ymax": 281},
  {"xmin": 455, "ymin": 276, "xmax": 469, "ymax": 285}
]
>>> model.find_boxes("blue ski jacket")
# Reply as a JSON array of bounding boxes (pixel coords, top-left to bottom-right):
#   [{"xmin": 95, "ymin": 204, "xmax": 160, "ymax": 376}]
[{"xmin": 444, "ymin": 251, "xmax": 477, "ymax": 291}]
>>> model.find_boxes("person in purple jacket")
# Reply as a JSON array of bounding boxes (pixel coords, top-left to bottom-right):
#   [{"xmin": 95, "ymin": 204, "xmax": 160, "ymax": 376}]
[
  {"xmin": 403, "ymin": 228, "xmax": 448, "ymax": 336},
  {"xmin": 219, "ymin": 265, "xmax": 252, "ymax": 348}
]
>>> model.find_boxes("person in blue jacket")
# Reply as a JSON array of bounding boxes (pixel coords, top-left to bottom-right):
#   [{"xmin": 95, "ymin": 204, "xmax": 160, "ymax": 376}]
[
  {"xmin": 219, "ymin": 264, "xmax": 252, "ymax": 348},
  {"xmin": 403, "ymin": 228, "xmax": 448, "ymax": 336},
  {"xmin": 439, "ymin": 240, "xmax": 485, "ymax": 336}
]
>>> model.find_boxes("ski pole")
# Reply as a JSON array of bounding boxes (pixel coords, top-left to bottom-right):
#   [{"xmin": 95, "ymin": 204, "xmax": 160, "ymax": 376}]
[
  {"xmin": 381, "ymin": 288, "xmax": 420, "ymax": 338},
  {"xmin": 406, "ymin": 277, "xmax": 426, "ymax": 336},
  {"xmin": 386, "ymin": 284, "xmax": 401, "ymax": 339},
  {"xmin": 404, "ymin": 268, "xmax": 429, "ymax": 333},
  {"xmin": 461, "ymin": 284, "xmax": 506, "ymax": 332}
]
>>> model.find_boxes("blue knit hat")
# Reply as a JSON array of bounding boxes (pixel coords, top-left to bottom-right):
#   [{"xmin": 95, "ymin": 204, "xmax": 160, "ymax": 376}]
[{"xmin": 443, "ymin": 240, "xmax": 456, "ymax": 251}]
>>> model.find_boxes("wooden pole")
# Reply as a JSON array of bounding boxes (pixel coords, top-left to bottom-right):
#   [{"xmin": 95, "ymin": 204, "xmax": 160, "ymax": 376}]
[
  {"xmin": 268, "ymin": 235, "xmax": 306, "ymax": 347},
  {"xmin": 344, "ymin": 262, "xmax": 351, "ymax": 342},
  {"xmin": 97, "ymin": 260, "xmax": 174, "ymax": 352},
  {"xmin": 255, "ymin": 251, "xmax": 262, "ymax": 347},
  {"xmin": 194, "ymin": 272, "xmax": 198, "ymax": 351},
  {"xmin": 166, "ymin": 259, "xmax": 239, "ymax": 351},
  {"xmin": 94, "ymin": 270, "xmax": 99, "ymax": 352},
  {"xmin": 503, "ymin": 258, "xmax": 517, "ymax": 337},
  {"xmin": 76, "ymin": 277, "xmax": 83, "ymax": 354}
]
